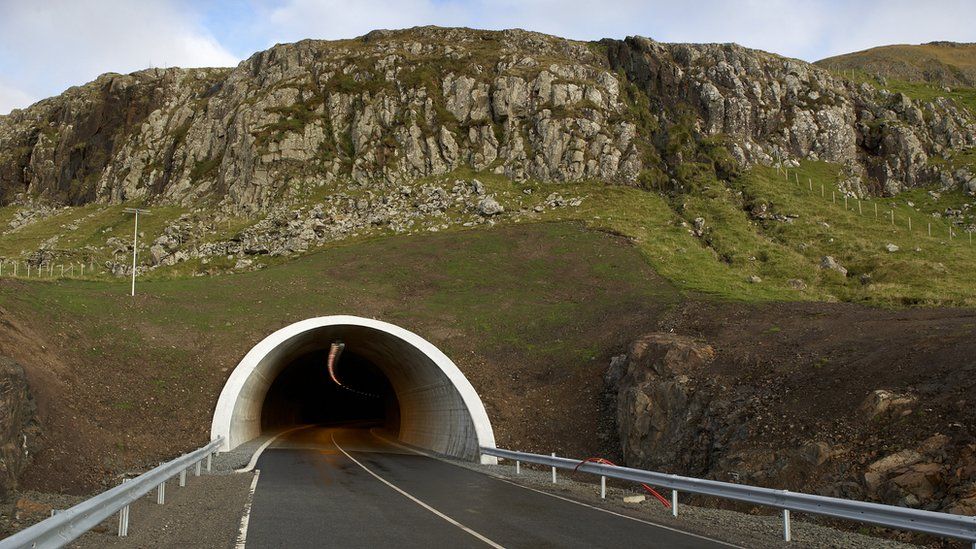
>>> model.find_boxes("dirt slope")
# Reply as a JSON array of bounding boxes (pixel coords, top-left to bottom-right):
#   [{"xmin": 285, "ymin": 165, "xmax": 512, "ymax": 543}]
[{"xmin": 0, "ymin": 222, "xmax": 676, "ymax": 494}]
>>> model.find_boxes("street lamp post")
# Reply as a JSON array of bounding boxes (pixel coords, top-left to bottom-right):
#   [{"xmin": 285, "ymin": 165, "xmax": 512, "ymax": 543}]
[{"xmin": 123, "ymin": 208, "xmax": 151, "ymax": 296}]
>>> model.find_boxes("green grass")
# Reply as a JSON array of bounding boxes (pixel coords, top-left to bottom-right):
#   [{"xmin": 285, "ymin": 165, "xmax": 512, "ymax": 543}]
[
  {"xmin": 3, "ymin": 156, "xmax": 976, "ymax": 305},
  {"xmin": 833, "ymin": 67, "xmax": 976, "ymax": 115},
  {"xmin": 732, "ymin": 161, "xmax": 976, "ymax": 305},
  {"xmin": 0, "ymin": 221, "xmax": 676, "ymax": 448}
]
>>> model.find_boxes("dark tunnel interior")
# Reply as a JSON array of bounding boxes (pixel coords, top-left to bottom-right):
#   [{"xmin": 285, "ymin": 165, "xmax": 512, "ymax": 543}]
[{"xmin": 261, "ymin": 347, "xmax": 401, "ymax": 432}]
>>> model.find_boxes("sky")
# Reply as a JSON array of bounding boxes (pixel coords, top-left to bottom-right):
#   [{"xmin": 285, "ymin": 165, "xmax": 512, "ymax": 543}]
[{"xmin": 1, "ymin": 0, "xmax": 974, "ymax": 115}]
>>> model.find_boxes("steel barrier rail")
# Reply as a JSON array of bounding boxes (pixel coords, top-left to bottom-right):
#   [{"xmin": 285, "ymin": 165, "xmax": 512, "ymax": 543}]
[
  {"xmin": 0, "ymin": 437, "xmax": 224, "ymax": 549},
  {"xmin": 481, "ymin": 446, "xmax": 976, "ymax": 546}
]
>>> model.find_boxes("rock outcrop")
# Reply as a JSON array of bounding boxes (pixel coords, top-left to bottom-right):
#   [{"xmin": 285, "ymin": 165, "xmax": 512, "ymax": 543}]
[
  {"xmin": 606, "ymin": 37, "xmax": 976, "ymax": 195},
  {"xmin": 0, "ymin": 356, "xmax": 38, "ymax": 500},
  {"xmin": 0, "ymin": 27, "xmax": 973, "ymax": 214},
  {"xmin": 608, "ymin": 331, "xmax": 976, "ymax": 514}
]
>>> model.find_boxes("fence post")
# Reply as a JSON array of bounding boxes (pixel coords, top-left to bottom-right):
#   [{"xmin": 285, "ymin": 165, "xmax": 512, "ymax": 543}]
[{"xmin": 551, "ymin": 453, "xmax": 556, "ymax": 484}]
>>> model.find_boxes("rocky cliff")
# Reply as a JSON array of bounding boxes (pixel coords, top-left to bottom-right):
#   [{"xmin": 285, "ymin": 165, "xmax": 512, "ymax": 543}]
[{"xmin": 0, "ymin": 27, "xmax": 974, "ymax": 214}]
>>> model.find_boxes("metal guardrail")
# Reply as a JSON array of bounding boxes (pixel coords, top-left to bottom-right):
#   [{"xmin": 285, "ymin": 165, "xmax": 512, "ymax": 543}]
[
  {"xmin": 482, "ymin": 446, "xmax": 976, "ymax": 546},
  {"xmin": 0, "ymin": 437, "xmax": 224, "ymax": 549}
]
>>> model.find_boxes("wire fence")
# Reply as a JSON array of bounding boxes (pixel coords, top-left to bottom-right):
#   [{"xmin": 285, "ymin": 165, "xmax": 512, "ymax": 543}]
[
  {"xmin": 775, "ymin": 164, "xmax": 974, "ymax": 247},
  {"xmin": 0, "ymin": 258, "xmax": 102, "ymax": 280}
]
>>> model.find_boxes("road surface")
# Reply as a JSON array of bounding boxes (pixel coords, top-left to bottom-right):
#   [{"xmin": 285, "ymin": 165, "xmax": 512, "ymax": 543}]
[{"xmin": 244, "ymin": 426, "xmax": 734, "ymax": 548}]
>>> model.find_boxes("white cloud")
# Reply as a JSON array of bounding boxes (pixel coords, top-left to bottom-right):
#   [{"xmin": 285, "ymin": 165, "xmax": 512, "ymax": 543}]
[
  {"xmin": 1, "ymin": 0, "xmax": 974, "ymax": 113},
  {"xmin": 0, "ymin": 0, "xmax": 239, "ymax": 104},
  {"xmin": 0, "ymin": 81, "xmax": 36, "ymax": 115},
  {"xmin": 814, "ymin": 0, "xmax": 976, "ymax": 59},
  {"xmin": 259, "ymin": 0, "xmax": 466, "ymax": 45},
  {"xmin": 249, "ymin": 0, "xmax": 976, "ymax": 62}
]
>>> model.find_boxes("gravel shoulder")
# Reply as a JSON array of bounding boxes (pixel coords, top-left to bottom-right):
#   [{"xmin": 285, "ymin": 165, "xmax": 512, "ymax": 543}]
[
  {"xmin": 446, "ymin": 457, "xmax": 921, "ymax": 549},
  {"xmin": 68, "ymin": 472, "xmax": 254, "ymax": 549}
]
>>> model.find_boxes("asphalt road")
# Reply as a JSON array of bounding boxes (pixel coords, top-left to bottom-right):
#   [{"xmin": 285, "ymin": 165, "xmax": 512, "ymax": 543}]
[{"xmin": 245, "ymin": 426, "xmax": 734, "ymax": 548}]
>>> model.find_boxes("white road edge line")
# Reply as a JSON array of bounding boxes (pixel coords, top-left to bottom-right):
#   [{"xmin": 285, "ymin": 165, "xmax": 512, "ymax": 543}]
[
  {"xmin": 490, "ymin": 476, "xmax": 742, "ymax": 549},
  {"xmin": 235, "ymin": 469, "xmax": 261, "ymax": 549},
  {"xmin": 331, "ymin": 432, "xmax": 506, "ymax": 549},
  {"xmin": 368, "ymin": 430, "xmax": 740, "ymax": 549},
  {"xmin": 236, "ymin": 425, "xmax": 312, "ymax": 473}
]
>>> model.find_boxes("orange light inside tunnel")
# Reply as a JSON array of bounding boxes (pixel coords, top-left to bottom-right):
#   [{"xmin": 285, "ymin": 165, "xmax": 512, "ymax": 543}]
[{"xmin": 328, "ymin": 341, "xmax": 379, "ymax": 399}]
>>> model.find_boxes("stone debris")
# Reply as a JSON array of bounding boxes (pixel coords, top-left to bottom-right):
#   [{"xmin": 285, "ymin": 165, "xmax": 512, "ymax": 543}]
[{"xmin": 819, "ymin": 255, "xmax": 848, "ymax": 277}]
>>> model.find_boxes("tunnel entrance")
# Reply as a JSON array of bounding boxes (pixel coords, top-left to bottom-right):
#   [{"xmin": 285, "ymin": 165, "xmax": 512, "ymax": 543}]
[
  {"xmin": 211, "ymin": 316, "xmax": 497, "ymax": 463},
  {"xmin": 260, "ymin": 348, "xmax": 400, "ymax": 432}
]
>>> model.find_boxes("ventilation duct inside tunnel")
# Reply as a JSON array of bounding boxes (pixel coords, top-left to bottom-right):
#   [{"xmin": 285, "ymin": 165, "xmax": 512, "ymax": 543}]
[{"xmin": 211, "ymin": 316, "xmax": 496, "ymax": 463}]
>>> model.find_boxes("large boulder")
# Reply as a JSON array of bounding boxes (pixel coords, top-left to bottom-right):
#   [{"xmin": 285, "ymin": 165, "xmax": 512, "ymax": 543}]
[{"xmin": 610, "ymin": 332, "xmax": 716, "ymax": 471}]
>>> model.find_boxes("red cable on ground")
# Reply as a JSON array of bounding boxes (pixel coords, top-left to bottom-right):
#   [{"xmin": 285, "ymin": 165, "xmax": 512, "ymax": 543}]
[{"xmin": 574, "ymin": 457, "xmax": 671, "ymax": 509}]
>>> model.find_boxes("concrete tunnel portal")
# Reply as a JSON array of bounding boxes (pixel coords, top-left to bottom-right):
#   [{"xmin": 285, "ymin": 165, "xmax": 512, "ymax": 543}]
[{"xmin": 211, "ymin": 316, "xmax": 497, "ymax": 463}]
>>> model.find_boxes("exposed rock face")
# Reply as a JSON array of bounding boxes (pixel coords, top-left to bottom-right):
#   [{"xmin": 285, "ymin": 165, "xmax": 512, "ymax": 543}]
[
  {"xmin": 0, "ymin": 28, "xmax": 639, "ymax": 212},
  {"xmin": 609, "ymin": 331, "xmax": 976, "ymax": 514},
  {"xmin": 0, "ymin": 356, "xmax": 38, "ymax": 500},
  {"xmin": 0, "ymin": 27, "xmax": 973, "ymax": 214},
  {"xmin": 607, "ymin": 332, "xmax": 717, "ymax": 472},
  {"xmin": 606, "ymin": 37, "xmax": 976, "ymax": 194}
]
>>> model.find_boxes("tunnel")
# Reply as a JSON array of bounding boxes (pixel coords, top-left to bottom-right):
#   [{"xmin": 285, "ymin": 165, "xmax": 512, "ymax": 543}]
[{"xmin": 210, "ymin": 316, "xmax": 497, "ymax": 463}]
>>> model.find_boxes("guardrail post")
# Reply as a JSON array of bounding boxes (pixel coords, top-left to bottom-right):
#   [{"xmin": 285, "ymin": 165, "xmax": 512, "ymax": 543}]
[
  {"xmin": 118, "ymin": 478, "xmax": 130, "ymax": 537},
  {"xmin": 600, "ymin": 476, "xmax": 606, "ymax": 499},
  {"xmin": 179, "ymin": 469, "xmax": 186, "ymax": 487},
  {"xmin": 783, "ymin": 509, "xmax": 791, "ymax": 542},
  {"xmin": 207, "ymin": 452, "xmax": 213, "ymax": 472},
  {"xmin": 671, "ymin": 489, "xmax": 678, "ymax": 517},
  {"xmin": 157, "ymin": 480, "xmax": 165, "ymax": 504},
  {"xmin": 515, "ymin": 460, "xmax": 520, "ymax": 475},
  {"xmin": 195, "ymin": 461, "xmax": 202, "ymax": 477},
  {"xmin": 551, "ymin": 453, "xmax": 556, "ymax": 484}
]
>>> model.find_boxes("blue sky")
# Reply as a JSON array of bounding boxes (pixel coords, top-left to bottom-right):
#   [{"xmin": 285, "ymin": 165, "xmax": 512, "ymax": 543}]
[{"xmin": 1, "ymin": 0, "xmax": 975, "ymax": 114}]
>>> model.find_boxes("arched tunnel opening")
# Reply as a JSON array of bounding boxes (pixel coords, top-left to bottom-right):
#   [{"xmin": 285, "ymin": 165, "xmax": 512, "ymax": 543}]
[
  {"xmin": 211, "ymin": 316, "xmax": 497, "ymax": 463},
  {"xmin": 260, "ymin": 347, "xmax": 401, "ymax": 433}
]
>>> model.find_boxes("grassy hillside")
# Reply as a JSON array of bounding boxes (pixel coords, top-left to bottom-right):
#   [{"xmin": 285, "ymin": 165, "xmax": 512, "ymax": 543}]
[
  {"xmin": 0, "ymin": 221, "xmax": 677, "ymax": 493},
  {"xmin": 3, "ymin": 156, "xmax": 976, "ymax": 306},
  {"xmin": 817, "ymin": 42, "xmax": 976, "ymax": 88}
]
